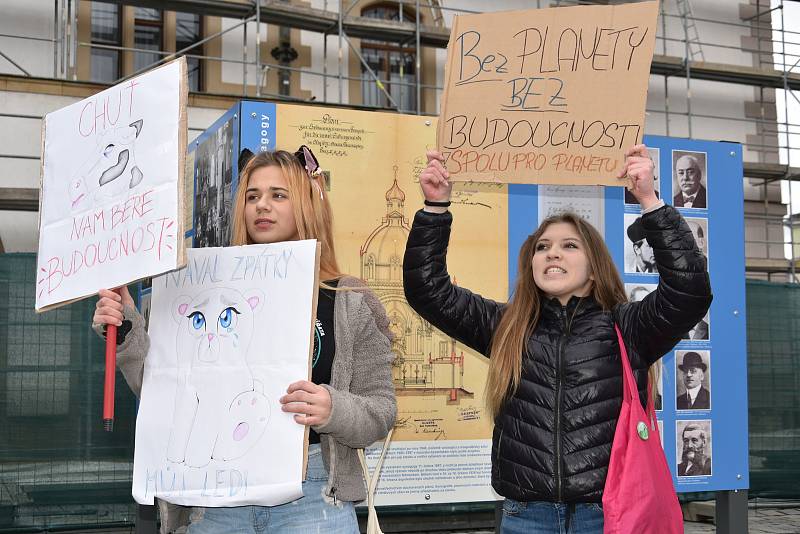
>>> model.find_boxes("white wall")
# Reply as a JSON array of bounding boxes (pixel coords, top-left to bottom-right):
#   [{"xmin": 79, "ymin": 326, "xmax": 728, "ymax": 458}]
[
  {"xmin": 220, "ymin": 16, "xmax": 269, "ymax": 88},
  {"xmin": 645, "ymin": 78, "xmax": 757, "ymax": 154},
  {"xmin": 300, "ymin": 30, "xmax": 350, "ymax": 105},
  {"xmin": 298, "ymin": 0, "xmax": 350, "ymax": 104},
  {"xmin": 0, "ymin": 2, "xmax": 57, "ymax": 78},
  {"xmin": 658, "ymin": 0, "xmax": 754, "ymax": 65}
]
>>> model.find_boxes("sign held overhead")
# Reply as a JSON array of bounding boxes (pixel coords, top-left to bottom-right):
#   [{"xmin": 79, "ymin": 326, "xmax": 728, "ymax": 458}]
[{"xmin": 437, "ymin": 1, "xmax": 659, "ymax": 185}]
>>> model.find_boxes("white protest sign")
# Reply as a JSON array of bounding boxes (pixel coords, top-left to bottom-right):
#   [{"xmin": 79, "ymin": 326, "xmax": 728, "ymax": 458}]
[
  {"xmin": 133, "ymin": 240, "xmax": 320, "ymax": 507},
  {"xmin": 36, "ymin": 58, "xmax": 188, "ymax": 311}
]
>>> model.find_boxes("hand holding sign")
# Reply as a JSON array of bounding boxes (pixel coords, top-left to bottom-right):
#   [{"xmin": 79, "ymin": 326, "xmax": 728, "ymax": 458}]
[
  {"xmin": 618, "ymin": 144, "xmax": 659, "ymax": 210},
  {"xmin": 94, "ymin": 287, "xmax": 134, "ymax": 326},
  {"xmin": 280, "ymin": 380, "xmax": 333, "ymax": 427},
  {"xmin": 420, "ymin": 150, "xmax": 453, "ymax": 206}
]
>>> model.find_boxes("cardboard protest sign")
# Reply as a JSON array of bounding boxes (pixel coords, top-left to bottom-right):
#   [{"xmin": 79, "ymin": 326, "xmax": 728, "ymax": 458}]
[
  {"xmin": 133, "ymin": 240, "xmax": 320, "ymax": 506},
  {"xmin": 36, "ymin": 57, "xmax": 188, "ymax": 311},
  {"xmin": 437, "ymin": 1, "xmax": 658, "ymax": 185}
]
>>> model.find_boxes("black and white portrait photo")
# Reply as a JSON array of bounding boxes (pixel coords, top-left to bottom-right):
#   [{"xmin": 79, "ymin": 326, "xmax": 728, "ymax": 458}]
[
  {"xmin": 653, "ymin": 358, "xmax": 663, "ymax": 411},
  {"xmin": 686, "ymin": 217, "xmax": 709, "ymax": 261},
  {"xmin": 672, "ymin": 150, "xmax": 708, "ymax": 209},
  {"xmin": 624, "ymin": 214, "xmax": 657, "ymax": 274},
  {"xmin": 683, "ymin": 311, "xmax": 710, "ymax": 341},
  {"xmin": 193, "ymin": 117, "xmax": 235, "ymax": 248},
  {"xmin": 676, "ymin": 420, "xmax": 713, "ymax": 477},
  {"xmin": 625, "ymin": 283, "xmax": 657, "ymax": 303},
  {"xmin": 676, "ymin": 350, "xmax": 711, "ymax": 410}
]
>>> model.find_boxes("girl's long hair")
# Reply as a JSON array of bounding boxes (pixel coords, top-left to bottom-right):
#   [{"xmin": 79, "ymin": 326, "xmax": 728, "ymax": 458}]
[
  {"xmin": 485, "ymin": 212, "xmax": 630, "ymax": 418},
  {"xmin": 231, "ymin": 150, "xmax": 342, "ymax": 281}
]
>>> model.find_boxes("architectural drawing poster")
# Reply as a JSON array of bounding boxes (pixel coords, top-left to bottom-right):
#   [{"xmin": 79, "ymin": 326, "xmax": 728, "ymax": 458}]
[
  {"xmin": 132, "ymin": 240, "xmax": 319, "ymax": 506},
  {"xmin": 36, "ymin": 57, "xmax": 187, "ymax": 311},
  {"xmin": 241, "ymin": 102, "xmax": 505, "ymax": 505}
]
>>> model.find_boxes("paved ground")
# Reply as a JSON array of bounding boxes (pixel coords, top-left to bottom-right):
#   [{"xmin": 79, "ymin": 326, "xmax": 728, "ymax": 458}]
[
  {"xmin": 729, "ymin": 506, "xmax": 800, "ymax": 534},
  {"xmin": 442, "ymin": 505, "xmax": 800, "ymax": 534},
  {"xmin": 681, "ymin": 502, "xmax": 800, "ymax": 533},
  {"xmin": 18, "ymin": 504, "xmax": 800, "ymax": 533}
]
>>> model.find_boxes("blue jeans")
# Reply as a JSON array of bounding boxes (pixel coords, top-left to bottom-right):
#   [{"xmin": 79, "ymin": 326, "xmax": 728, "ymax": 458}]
[
  {"xmin": 187, "ymin": 444, "xmax": 358, "ymax": 534},
  {"xmin": 501, "ymin": 499, "xmax": 604, "ymax": 534}
]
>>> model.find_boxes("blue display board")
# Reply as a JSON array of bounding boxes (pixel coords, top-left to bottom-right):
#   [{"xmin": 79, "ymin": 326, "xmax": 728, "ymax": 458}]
[
  {"xmin": 509, "ymin": 135, "xmax": 748, "ymax": 492},
  {"xmin": 239, "ymin": 101, "xmax": 277, "ymax": 155}
]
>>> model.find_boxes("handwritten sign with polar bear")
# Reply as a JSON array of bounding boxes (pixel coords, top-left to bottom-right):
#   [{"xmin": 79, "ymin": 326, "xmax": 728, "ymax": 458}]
[
  {"xmin": 133, "ymin": 240, "xmax": 320, "ymax": 507},
  {"xmin": 36, "ymin": 57, "xmax": 188, "ymax": 311}
]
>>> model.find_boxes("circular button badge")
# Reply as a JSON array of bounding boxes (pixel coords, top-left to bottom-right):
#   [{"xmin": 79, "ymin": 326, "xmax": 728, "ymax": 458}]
[{"xmin": 637, "ymin": 421, "xmax": 649, "ymax": 440}]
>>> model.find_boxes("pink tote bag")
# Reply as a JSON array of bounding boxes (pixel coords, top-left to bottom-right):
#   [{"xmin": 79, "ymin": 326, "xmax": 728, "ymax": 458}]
[{"xmin": 602, "ymin": 325, "xmax": 684, "ymax": 534}]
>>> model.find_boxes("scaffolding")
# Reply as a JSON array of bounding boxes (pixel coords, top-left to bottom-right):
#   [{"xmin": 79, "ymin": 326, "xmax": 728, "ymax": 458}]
[{"xmin": 1, "ymin": 0, "xmax": 800, "ymax": 279}]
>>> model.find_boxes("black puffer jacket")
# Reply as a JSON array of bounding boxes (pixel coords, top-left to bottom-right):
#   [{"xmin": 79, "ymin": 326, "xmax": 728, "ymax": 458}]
[{"xmin": 403, "ymin": 205, "xmax": 712, "ymax": 503}]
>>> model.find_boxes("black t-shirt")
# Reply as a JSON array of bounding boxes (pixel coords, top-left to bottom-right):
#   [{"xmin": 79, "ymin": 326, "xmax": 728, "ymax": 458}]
[{"xmin": 309, "ymin": 279, "xmax": 338, "ymax": 444}]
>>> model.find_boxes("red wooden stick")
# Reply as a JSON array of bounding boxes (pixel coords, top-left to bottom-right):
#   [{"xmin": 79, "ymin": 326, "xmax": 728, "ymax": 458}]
[{"xmin": 103, "ymin": 289, "xmax": 120, "ymax": 432}]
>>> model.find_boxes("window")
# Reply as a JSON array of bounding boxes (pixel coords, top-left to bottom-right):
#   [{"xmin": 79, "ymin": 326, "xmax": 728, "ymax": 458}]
[
  {"xmin": 134, "ymin": 8, "xmax": 163, "ymax": 72},
  {"xmin": 90, "ymin": 2, "xmax": 121, "ymax": 83},
  {"xmin": 176, "ymin": 12, "xmax": 202, "ymax": 91},
  {"xmin": 360, "ymin": 4, "xmax": 417, "ymax": 112}
]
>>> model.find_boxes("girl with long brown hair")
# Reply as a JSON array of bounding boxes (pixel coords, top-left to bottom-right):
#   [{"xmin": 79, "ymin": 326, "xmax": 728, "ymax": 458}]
[
  {"xmin": 403, "ymin": 144, "xmax": 711, "ymax": 533},
  {"xmin": 93, "ymin": 147, "xmax": 396, "ymax": 534}
]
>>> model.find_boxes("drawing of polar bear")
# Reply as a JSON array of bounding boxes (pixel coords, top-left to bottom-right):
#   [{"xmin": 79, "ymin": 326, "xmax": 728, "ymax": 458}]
[
  {"xmin": 69, "ymin": 119, "xmax": 145, "ymax": 212},
  {"xmin": 166, "ymin": 287, "xmax": 270, "ymax": 468}
]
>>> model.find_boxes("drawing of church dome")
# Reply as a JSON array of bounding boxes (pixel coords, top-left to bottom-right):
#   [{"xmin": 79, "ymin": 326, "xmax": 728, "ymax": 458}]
[
  {"xmin": 385, "ymin": 178, "xmax": 405, "ymax": 202},
  {"xmin": 360, "ymin": 168, "xmax": 410, "ymax": 285}
]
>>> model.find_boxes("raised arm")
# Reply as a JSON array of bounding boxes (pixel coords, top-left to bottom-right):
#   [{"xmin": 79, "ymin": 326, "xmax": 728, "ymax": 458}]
[
  {"xmin": 402, "ymin": 150, "xmax": 503, "ymax": 356},
  {"xmin": 615, "ymin": 205, "xmax": 712, "ymax": 363},
  {"xmin": 613, "ymin": 145, "xmax": 712, "ymax": 363}
]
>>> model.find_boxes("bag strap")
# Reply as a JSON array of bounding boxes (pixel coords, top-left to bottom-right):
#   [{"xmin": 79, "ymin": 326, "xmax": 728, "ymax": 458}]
[
  {"xmin": 614, "ymin": 324, "xmax": 638, "ymax": 402},
  {"xmin": 357, "ymin": 428, "xmax": 394, "ymax": 534},
  {"xmin": 614, "ymin": 325, "xmax": 659, "ymax": 432}
]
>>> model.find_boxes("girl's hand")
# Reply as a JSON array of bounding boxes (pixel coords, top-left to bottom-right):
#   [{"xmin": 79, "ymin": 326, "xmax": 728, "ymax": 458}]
[
  {"xmin": 617, "ymin": 144, "xmax": 659, "ymax": 210},
  {"xmin": 419, "ymin": 150, "xmax": 453, "ymax": 204},
  {"xmin": 280, "ymin": 380, "xmax": 332, "ymax": 427},
  {"xmin": 93, "ymin": 286, "xmax": 134, "ymax": 327}
]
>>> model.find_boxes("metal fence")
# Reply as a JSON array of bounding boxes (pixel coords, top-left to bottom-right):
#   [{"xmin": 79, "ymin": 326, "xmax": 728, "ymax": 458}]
[
  {"xmin": 0, "ymin": 253, "xmax": 138, "ymax": 531},
  {"xmin": 747, "ymin": 279, "xmax": 800, "ymax": 499}
]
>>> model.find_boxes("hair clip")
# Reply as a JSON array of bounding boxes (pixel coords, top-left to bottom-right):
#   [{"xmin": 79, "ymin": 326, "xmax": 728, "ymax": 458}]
[
  {"xmin": 238, "ymin": 148, "xmax": 255, "ymax": 173},
  {"xmin": 294, "ymin": 145, "xmax": 324, "ymax": 200}
]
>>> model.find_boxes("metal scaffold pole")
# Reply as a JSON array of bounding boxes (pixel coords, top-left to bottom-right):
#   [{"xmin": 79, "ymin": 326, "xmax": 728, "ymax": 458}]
[{"xmin": 255, "ymin": 0, "xmax": 261, "ymax": 97}]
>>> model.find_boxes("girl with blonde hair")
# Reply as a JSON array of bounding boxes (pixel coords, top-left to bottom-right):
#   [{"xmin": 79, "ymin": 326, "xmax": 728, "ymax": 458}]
[{"xmin": 93, "ymin": 146, "xmax": 396, "ymax": 534}]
